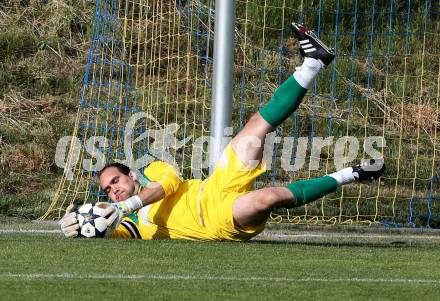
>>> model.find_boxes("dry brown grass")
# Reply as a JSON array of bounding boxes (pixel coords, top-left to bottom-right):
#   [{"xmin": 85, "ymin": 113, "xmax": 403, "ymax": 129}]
[
  {"xmin": 394, "ymin": 103, "xmax": 439, "ymax": 135},
  {"xmin": 0, "ymin": 91, "xmax": 57, "ymax": 129},
  {"xmin": 333, "ymin": 62, "xmax": 439, "ymax": 139},
  {"xmin": 4, "ymin": 147, "xmax": 49, "ymax": 174}
]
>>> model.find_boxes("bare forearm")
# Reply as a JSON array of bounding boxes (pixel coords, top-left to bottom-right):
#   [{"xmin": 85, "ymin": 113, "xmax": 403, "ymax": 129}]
[
  {"xmin": 137, "ymin": 182, "xmax": 165, "ymax": 206},
  {"xmin": 113, "ymin": 182, "xmax": 165, "ymax": 216}
]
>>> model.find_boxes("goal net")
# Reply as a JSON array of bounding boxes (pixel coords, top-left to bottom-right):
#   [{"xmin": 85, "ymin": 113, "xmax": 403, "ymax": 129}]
[{"xmin": 45, "ymin": 0, "xmax": 440, "ymax": 228}]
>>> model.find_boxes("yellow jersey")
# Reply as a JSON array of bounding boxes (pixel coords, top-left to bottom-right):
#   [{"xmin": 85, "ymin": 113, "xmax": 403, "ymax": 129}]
[{"xmin": 111, "ymin": 144, "xmax": 266, "ymax": 241}]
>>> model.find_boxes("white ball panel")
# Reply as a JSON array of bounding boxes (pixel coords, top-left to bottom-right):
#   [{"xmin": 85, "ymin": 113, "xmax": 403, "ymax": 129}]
[
  {"xmin": 77, "ymin": 214, "xmax": 85, "ymax": 226},
  {"xmin": 94, "ymin": 217, "xmax": 108, "ymax": 232},
  {"xmin": 80, "ymin": 223, "xmax": 96, "ymax": 238},
  {"xmin": 78, "ymin": 203, "xmax": 93, "ymax": 214}
]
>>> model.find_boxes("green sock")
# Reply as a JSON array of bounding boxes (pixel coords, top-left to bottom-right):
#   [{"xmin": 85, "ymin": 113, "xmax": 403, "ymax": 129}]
[
  {"xmin": 287, "ymin": 176, "xmax": 338, "ymax": 207},
  {"xmin": 259, "ymin": 76, "xmax": 307, "ymax": 128}
]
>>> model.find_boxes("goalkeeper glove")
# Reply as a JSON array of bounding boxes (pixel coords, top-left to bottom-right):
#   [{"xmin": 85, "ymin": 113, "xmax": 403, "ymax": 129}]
[
  {"xmin": 83, "ymin": 196, "xmax": 143, "ymax": 238},
  {"xmin": 111, "ymin": 195, "xmax": 143, "ymax": 217},
  {"xmin": 59, "ymin": 204, "xmax": 79, "ymax": 238},
  {"xmin": 95, "ymin": 202, "xmax": 122, "ymax": 237}
]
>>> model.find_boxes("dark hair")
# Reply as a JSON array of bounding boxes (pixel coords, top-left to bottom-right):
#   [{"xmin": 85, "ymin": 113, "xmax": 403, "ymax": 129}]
[{"xmin": 99, "ymin": 162, "xmax": 131, "ymax": 177}]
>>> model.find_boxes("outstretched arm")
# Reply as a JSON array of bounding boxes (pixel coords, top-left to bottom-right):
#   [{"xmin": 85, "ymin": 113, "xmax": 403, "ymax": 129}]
[
  {"xmin": 138, "ymin": 182, "xmax": 165, "ymax": 206},
  {"xmin": 113, "ymin": 181, "xmax": 165, "ymax": 217}
]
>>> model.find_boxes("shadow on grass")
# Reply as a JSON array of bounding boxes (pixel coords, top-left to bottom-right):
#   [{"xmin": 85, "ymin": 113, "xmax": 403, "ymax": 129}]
[{"xmin": 249, "ymin": 238, "xmax": 417, "ymax": 248}]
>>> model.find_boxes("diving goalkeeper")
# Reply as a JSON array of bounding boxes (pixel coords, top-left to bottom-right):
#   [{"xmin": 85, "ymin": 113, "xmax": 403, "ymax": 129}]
[{"xmin": 60, "ymin": 22, "xmax": 385, "ymax": 241}]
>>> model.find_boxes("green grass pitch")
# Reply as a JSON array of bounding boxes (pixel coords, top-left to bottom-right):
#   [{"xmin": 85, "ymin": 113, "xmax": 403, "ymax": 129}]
[{"xmin": 1, "ymin": 219, "xmax": 440, "ymax": 301}]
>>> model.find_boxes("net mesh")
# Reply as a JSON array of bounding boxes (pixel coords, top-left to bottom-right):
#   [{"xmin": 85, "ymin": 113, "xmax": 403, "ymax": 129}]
[{"xmin": 45, "ymin": 0, "xmax": 440, "ymax": 228}]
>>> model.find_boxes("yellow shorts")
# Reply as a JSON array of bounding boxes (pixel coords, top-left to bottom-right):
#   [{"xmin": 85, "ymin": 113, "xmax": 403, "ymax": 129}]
[{"xmin": 199, "ymin": 143, "xmax": 267, "ymax": 241}]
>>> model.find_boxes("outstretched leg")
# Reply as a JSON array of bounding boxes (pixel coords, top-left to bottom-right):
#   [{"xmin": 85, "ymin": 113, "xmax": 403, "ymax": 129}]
[
  {"xmin": 231, "ymin": 22, "xmax": 335, "ymax": 168},
  {"xmin": 233, "ymin": 158, "xmax": 386, "ymax": 228}
]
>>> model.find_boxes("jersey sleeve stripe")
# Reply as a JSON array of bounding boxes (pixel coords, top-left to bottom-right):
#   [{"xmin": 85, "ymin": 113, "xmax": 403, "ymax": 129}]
[
  {"xmin": 120, "ymin": 221, "xmax": 140, "ymax": 239},
  {"xmin": 124, "ymin": 220, "xmax": 142, "ymax": 239},
  {"xmin": 125, "ymin": 220, "xmax": 142, "ymax": 238}
]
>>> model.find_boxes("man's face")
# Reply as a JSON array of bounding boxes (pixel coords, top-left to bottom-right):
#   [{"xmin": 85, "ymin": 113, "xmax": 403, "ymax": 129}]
[{"xmin": 99, "ymin": 167, "xmax": 137, "ymax": 202}]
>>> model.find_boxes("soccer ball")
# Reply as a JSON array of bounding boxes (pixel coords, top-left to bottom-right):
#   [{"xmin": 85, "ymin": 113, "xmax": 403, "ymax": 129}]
[{"xmin": 76, "ymin": 203, "xmax": 108, "ymax": 238}]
